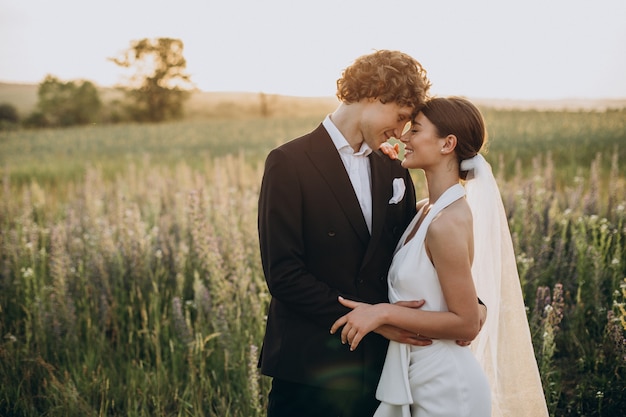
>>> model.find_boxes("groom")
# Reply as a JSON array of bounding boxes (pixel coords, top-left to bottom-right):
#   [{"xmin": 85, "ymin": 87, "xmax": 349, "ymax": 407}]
[{"xmin": 257, "ymin": 50, "xmax": 432, "ymax": 417}]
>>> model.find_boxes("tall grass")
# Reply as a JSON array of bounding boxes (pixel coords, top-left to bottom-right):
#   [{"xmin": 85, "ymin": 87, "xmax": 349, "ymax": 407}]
[
  {"xmin": 0, "ymin": 108, "xmax": 625, "ymax": 416},
  {"xmin": 499, "ymin": 152, "xmax": 626, "ymax": 414},
  {"xmin": 1, "ymin": 156, "xmax": 269, "ymax": 416}
]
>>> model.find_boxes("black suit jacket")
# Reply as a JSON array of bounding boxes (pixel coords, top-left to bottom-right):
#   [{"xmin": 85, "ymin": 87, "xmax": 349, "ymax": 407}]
[{"xmin": 258, "ymin": 123, "xmax": 417, "ymax": 393}]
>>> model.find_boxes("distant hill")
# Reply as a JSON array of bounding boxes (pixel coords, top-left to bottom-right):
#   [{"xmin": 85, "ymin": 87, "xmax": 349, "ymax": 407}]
[
  {"xmin": 0, "ymin": 83, "xmax": 38, "ymax": 115},
  {"xmin": 1, "ymin": 82, "xmax": 624, "ymax": 119},
  {"xmin": 184, "ymin": 90, "xmax": 339, "ymax": 119},
  {"xmin": 0, "ymin": 82, "xmax": 339, "ymax": 119}
]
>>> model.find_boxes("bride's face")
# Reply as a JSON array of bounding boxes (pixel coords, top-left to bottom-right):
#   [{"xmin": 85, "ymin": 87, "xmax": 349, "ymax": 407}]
[{"xmin": 399, "ymin": 112, "xmax": 445, "ymax": 170}]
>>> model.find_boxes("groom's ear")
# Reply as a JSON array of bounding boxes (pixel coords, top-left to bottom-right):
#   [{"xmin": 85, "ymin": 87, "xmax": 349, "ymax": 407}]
[{"xmin": 441, "ymin": 134, "xmax": 457, "ymax": 154}]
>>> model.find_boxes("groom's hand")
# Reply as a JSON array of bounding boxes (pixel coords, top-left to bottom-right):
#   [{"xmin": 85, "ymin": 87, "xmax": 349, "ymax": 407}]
[
  {"xmin": 478, "ymin": 303, "xmax": 487, "ymax": 330},
  {"xmin": 374, "ymin": 300, "xmax": 433, "ymax": 346},
  {"xmin": 379, "ymin": 142, "xmax": 400, "ymax": 160}
]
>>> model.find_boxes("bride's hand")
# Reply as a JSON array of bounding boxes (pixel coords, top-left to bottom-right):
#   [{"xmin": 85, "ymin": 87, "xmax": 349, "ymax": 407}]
[{"xmin": 330, "ymin": 296, "xmax": 384, "ymax": 351}]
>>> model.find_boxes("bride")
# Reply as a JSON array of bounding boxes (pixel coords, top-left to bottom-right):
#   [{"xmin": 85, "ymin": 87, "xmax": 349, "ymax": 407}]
[{"xmin": 331, "ymin": 97, "xmax": 548, "ymax": 416}]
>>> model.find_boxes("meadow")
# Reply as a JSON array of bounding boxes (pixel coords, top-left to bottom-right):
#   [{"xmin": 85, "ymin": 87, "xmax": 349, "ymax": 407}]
[{"xmin": 0, "ymin": 102, "xmax": 625, "ymax": 416}]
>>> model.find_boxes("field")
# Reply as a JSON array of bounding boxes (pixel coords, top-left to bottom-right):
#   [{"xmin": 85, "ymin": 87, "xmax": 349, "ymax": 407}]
[{"xmin": 0, "ymin": 98, "xmax": 625, "ymax": 416}]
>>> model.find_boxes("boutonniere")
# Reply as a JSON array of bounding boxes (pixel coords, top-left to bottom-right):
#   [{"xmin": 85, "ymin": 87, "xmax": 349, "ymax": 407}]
[{"xmin": 388, "ymin": 178, "xmax": 406, "ymax": 204}]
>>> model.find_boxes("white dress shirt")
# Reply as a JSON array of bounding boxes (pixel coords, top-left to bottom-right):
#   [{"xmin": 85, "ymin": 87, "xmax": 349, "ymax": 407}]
[{"xmin": 323, "ymin": 115, "xmax": 373, "ymax": 233}]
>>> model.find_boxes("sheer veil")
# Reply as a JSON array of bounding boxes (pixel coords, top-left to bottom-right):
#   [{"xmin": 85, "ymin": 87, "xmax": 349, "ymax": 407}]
[{"xmin": 461, "ymin": 155, "xmax": 548, "ymax": 417}]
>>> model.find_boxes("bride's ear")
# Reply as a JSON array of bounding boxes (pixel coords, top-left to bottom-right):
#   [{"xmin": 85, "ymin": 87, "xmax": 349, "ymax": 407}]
[{"xmin": 440, "ymin": 134, "xmax": 457, "ymax": 154}]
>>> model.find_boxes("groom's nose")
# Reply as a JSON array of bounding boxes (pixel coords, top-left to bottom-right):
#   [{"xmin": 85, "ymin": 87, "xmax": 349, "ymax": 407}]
[{"xmin": 392, "ymin": 124, "xmax": 404, "ymax": 140}]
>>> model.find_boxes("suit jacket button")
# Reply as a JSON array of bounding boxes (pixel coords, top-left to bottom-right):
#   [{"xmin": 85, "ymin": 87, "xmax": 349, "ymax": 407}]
[
  {"xmin": 328, "ymin": 231, "xmax": 336, "ymax": 237},
  {"xmin": 379, "ymin": 276, "xmax": 385, "ymax": 281},
  {"xmin": 358, "ymin": 279, "xmax": 364, "ymax": 284}
]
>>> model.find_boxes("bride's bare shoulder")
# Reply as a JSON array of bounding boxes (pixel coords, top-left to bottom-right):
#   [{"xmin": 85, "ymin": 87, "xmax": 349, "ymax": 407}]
[{"xmin": 428, "ymin": 200, "xmax": 473, "ymax": 239}]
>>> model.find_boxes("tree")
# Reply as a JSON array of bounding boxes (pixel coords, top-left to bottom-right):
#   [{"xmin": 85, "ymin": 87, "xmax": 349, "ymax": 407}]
[
  {"xmin": 35, "ymin": 75, "xmax": 102, "ymax": 127},
  {"xmin": 110, "ymin": 38, "xmax": 193, "ymax": 122},
  {"xmin": 0, "ymin": 103, "xmax": 19, "ymax": 130}
]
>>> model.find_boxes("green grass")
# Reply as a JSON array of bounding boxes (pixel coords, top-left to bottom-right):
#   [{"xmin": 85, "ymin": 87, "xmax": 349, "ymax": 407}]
[
  {"xmin": 483, "ymin": 108, "xmax": 626, "ymax": 184},
  {"xmin": 0, "ymin": 116, "xmax": 326, "ymax": 187},
  {"xmin": 0, "ymin": 108, "xmax": 625, "ymax": 416},
  {"xmin": 3, "ymin": 107, "xmax": 624, "ymax": 189}
]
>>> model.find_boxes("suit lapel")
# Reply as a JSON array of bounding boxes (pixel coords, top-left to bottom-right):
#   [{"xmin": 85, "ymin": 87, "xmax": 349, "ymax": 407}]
[{"xmin": 306, "ymin": 126, "xmax": 370, "ymax": 245}]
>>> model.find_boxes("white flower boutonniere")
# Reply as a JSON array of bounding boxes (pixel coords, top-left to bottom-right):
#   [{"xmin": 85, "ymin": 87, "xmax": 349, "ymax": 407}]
[{"xmin": 389, "ymin": 178, "xmax": 406, "ymax": 204}]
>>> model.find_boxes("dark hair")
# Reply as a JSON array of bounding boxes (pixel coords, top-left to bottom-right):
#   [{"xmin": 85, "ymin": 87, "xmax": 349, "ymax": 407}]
[
  {"xmin": 420, "ymin": 97, "xmax": 487, "ymax": 180},
  {"xmin": 336, "ymin": 50, "xmax": 431, "ymax": 110}
]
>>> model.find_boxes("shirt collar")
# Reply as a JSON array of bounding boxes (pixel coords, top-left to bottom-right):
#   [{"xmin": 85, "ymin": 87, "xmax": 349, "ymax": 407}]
[{"xmin": 323, "ymin": 115, "xmax": 372, "ymax": 156}]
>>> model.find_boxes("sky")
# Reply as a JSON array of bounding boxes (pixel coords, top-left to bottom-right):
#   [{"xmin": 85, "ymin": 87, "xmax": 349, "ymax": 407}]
[{"xmin": 1, "ymin": 0, "xmax": 625, "ymax": 100}]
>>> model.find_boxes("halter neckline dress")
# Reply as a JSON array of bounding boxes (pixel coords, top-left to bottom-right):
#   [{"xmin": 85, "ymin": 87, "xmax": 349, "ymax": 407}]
[{"xmin": 374, "ymin": 184, "xmax": 491, "ymax": 417}]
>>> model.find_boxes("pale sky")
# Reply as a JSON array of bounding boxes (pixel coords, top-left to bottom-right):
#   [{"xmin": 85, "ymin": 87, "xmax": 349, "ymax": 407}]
[{"xmin": 1, "ymin": 0, "xmax": 625, "ymax": 100}]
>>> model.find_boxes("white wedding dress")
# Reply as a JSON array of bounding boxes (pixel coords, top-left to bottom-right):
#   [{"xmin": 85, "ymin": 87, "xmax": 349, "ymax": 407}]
[{"xmin": 374, "ymin": 184, "xmax": 491, "ymax": 417}]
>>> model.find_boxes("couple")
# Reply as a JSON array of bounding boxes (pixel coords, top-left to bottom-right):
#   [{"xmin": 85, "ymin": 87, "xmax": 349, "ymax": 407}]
[{"xmin": 257, "ymin": 50, "xmax": 547, "ymax": 417}]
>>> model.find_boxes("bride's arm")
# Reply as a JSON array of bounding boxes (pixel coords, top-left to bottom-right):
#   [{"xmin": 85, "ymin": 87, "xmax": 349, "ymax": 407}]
[{"xmin": 373, "ymin": 300, "xmax": 433, "ymax": 346}]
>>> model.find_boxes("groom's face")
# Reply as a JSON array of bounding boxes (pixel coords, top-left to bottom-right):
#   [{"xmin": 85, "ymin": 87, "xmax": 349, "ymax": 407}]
[{"xmin": 361, "ymin": 100, "xmax": 413, "ymax": 150}]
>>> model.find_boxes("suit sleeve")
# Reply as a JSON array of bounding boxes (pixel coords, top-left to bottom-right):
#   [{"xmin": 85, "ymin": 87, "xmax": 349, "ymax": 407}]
[{"xmin": 258, "ymin": 148, "xmax": 349, "ymax": 328}]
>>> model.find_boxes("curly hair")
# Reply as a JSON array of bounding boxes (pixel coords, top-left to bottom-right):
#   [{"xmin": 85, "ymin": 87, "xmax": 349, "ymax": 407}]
[
  {"xmin": 336, "ymin": 50, "xmax": 431, "ymax": 110},
  {"xmin": 421, "ymin": 97, "xmax": 488, "ymax": 180}
]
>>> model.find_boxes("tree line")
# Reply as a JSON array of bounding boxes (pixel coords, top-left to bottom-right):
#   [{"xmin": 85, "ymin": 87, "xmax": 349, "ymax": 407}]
[{"xmin": 0, "ymin": 38, "xmax": 193, "ymax": 130}]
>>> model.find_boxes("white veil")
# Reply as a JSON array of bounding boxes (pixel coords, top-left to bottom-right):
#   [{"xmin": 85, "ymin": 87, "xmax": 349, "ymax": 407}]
[{"xmin": 461, "ymin": 155, "xmax": 548, "ymax": 417}]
